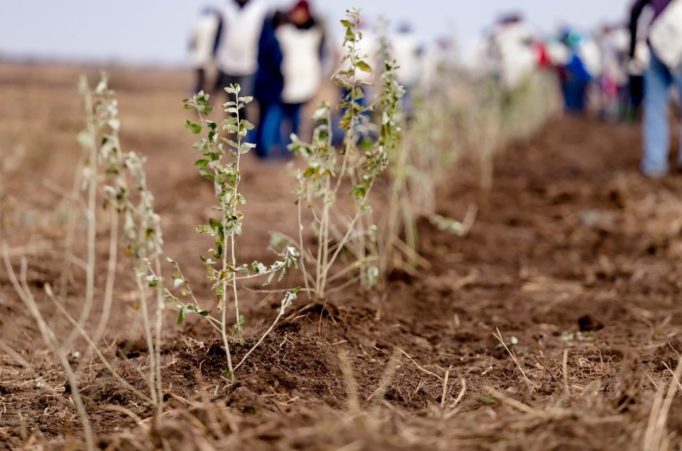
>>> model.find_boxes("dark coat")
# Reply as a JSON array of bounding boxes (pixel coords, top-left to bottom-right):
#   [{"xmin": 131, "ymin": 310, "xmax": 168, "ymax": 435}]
[{"xmin": 254, "ymin": 13, "xmax": 285, "ymax": 106}]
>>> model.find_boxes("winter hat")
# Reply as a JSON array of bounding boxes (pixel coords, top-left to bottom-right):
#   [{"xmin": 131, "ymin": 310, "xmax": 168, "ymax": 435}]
[{"xmin": 291, "ymin": 0, "xmax": 311, "ymax": 15}]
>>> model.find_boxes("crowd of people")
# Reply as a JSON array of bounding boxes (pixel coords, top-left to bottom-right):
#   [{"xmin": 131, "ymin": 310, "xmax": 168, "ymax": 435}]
[
  {"xmin": 188, "ymin": 0, "xmax": 324, "ymax": 159},
  {"xmin": 476, "ymin": 0, "xmax": 682, "ymax": 178},
  {"xmin": 188, "ymin": 0, "xmax": 448, "ymax": 160},
  {"xmin": 474, "ymin": 14, "xmax": 633, "ymax": 118},
  {"xmin": 190, "ymin": 0, "xmax": 682, "ymax": 178}
]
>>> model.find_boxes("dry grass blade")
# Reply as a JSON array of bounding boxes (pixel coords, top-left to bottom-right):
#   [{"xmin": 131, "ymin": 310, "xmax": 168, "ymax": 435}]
[
  {"xmin": 562, "ymin": 349, "xmax": 570, "ymax": 395},
  {"xmin": 446, "ymin": 378, "xmax": 467, "ymax": 418},
  {"xmin": 440, "ymin": 367, "xmax": 451, "ymax": 410},
  {"xmin": 338, "ymin": 349, "xmax": 360, "ymax": 413},
  {"xmin": 486, "ymin": 386, "xmax": 572, "ymax": 420},
  {"xmin": 397, "ymin": 348, "xmax": 443, "ymax": 381},
  {"xmin": 0, "ymin": 339, "xmax": 56, "ymax": 393},
  {"xmin": 368, "ymin": 348, "xmax": 402, "ymax": 407},
  {"xmin": 493, "ymin": 328, "xmax": 532, "ymax": 391},
  {"xmin": 1, "ymin": 244, "xmax": 95, "ymax": 451},
  {"xmin": 43, "ymin": 283, "xmax": 153, "ymax": 404},
  {"xmin": 643, "ymin": 359, "xmax": 682, "ymax": 451}
]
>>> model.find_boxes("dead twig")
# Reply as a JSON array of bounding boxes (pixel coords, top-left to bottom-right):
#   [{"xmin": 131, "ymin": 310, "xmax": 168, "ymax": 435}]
[{"xmin": 493, "ymin": 328, "xmax": 533, "ymax": 391}]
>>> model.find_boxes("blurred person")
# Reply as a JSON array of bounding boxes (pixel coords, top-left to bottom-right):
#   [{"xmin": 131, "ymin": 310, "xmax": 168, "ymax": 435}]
[
  {"xmin": 253, "ymin": 10, "xmax": 287, "ymax": 159},
  {"xmin": 558, "ymin": 28, "xmax": 601, "ymax": 114},
  {"xmin": 545, "ymin": 37, "xmax": 571, "ymax": 68},
  {"xmin": 627, "ymin": 7, "xmax": 652, "ymax": 118},
  {"xmin": 629, "ymin": 0, "xmax": 682, "ymax": 177},
  {"xmin": 474, "ymin": 14, "xmax": 536, "ymax": 90},
  {"xmin": 628, "ymin": 39, "xmax": 649, "ymax": 118},
  {"xmin": 392, "ymin": 22, "xmax": 423, "ymax": 117},
  {"xmin": 214, "ymin": 0, "xmax": 268, "ymax": 117},
  {"xmin": 495, "ymin": 14, "xmax": 535, "ymax": 89},
  {"xmin": 188, "ymin": 7, "xmax": 222, "ymax": 94},
  {"xmin": 276, "ymin": 0, "xmax": 326, "ymax": 154},
  {"xmin": 533, "ymin": 39, "xmax": 553, "ymax": 70},
  {"xmin": 597, "ymin": 24, "xmax": 630, "ymax": 121}
]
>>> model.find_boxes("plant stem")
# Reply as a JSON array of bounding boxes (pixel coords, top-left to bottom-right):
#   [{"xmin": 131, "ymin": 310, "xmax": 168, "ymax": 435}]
[
  {"xmin": 234, "ymin": 309, "xmax": 285, "ymax": 372},
  {"xmin": 92, "ymin": 207, "xmax": 119, "ymax": 345},
  {"xmin": 297, "ymin": 196, "xmax": 312, "ymax": 300},
  {"xmin": 135, "ymin": 272, "xmax": 158, "ymax": 406},
  {"xmin": 153, "ymin": 256, "xmax": 165, "ymax": 415},
  {"xmin": 64, "ymin": 88, "xmax": 98, "ymax": 351}
]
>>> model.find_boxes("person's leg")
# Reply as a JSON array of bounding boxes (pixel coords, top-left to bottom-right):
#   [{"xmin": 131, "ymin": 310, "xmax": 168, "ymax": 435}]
[
  {"xmin": 564, "ymin": 76, "xmax": 583, "ymax": 113},
  {"xmin": 631, "ymin": 75, "xmax": 644, "ymax": 112},
  {"xmin": 281, "ymin": 103, "xmax": 303, "ymax": 158},
  {"xmin": 224, "ymin": 75, "xmax": 252, "ymax": 123},
  {"xmin": 239, "ymin": 75, "xmax": 255, "ymax": 124},
  {"xmin": 561, "ymin": 78, "xmax": 572, "ymax": 112},
  {"xmin": 278, "ymin": 103, "xmax": 293, "ymax": 156},
  {"xmin": 575, "ymin": 80, "xmax": 589, "ymax": 114},
  {"xmin": 217, "ymin": 74, "xmax": 252, "ymax": 124},
  {"xmin": 239, "ymin": 74, "xmax": 255, "ymax": 98},
  {"xmin": 259, "ymin": 102, "xmax": 284, "ymax": 158},
  {"xmin": 290, "ymin": 103, "xmax": 303, "ymax": 137},
  {"xmin": 254, "ymin": 100, "xmax": 267, "ymax": 158},
  {"xmin": 195, "ymin": 68, "xmax": 206, "ymax": 93},
  {"xmin": 642, "ymin": 53, "xmax": 673, "ymax": 176},
  {"xmin": 213, "ymin": 71, "xmax": 226, "ymax": 96}
]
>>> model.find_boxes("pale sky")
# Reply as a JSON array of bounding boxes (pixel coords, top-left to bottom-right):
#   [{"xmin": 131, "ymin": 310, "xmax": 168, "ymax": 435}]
[{"xmin": 0, "ymin": 0, "xmax": 633, "ymax": 66}]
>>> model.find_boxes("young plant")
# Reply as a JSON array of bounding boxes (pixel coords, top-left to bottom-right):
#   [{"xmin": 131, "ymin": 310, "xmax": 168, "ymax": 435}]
[
  {"xmin": 79, "ymin": 77, "xmax": 167, "ymax": 414},
  {"xmin": 382, "ymin": 52, "xmax": 483, "ymax": 273},
  {"xmin": 1, "ymin": 76, "xmax": 171, "ymax": 446},
  {"xmin": 184, "ymin": 86, "xmax": 298, "ymax": 377},
  {"xmin": 121, "ymin": 151, "xmax": 166, "ymax": 414},
  {"xmin": 290, "ymin": 9, "xmax": 404, "ymax": 299},
  {"xmin": 61, "ymin": 76, "xmax": 100, "ymax": 350}
]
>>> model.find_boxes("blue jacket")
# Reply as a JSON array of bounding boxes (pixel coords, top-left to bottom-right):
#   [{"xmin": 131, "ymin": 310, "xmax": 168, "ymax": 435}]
[
  {"xmin": 254, "ymin": 14, "xmax": 285, "ymax": 105},
  {"xmin": 565, "ymin": 54, "xmax": 592, "ymax": 83}
]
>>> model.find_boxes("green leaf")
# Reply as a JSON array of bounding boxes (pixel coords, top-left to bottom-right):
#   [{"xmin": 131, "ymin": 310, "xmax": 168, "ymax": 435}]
[
  {"xmin": 185, "ymin": 120, "xmax": 202, "ymax": 135},
  {"xmin": 177, "ymin": 308, "xmax": 186, "ymax": 325},
  {"xmin": 209, "ymin": 218, "xmax": 222, "ymax": 233},
  {"xmin": 356, "ymin": 61, "xmax": 372, "ymax": 73}
]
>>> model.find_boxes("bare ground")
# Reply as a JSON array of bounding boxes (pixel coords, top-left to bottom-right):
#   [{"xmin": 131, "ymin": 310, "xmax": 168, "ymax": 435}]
[{"xmin": 2, "ymin": 63, "xmax": 682, "ymax": 450}]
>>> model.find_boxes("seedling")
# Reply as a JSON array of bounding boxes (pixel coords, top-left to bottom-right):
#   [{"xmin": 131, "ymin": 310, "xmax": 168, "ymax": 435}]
[
  {"xmin": 184, "ymin": 85, "xmax": 298, "ymax": 376},
  {"xmin": 290, "ymin": 9, "xmax": 404, "ymax": 299}
]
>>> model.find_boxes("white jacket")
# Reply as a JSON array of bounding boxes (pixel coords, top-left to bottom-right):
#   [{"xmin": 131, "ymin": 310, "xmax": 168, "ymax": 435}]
[
  {"xmin": 189, "ymin": 14, "xmax": 220, "ymax": 68},
  {"xmin": 216, "ymin": 1, "xmax": 268, "ymax": 76},
  {"xmin": 599, "ymin": 27, "xmax": 629, "ymax": 86},
  {"xmin": 578, "ymin": 38, "xmax": 603, "ymax": 79},
  {"xmin": 495, "ymin": 22, "xmax": 536, "ymax": 89},
  {"xmin": 278, "ymin": 24, "xmax": 324, "ymax": 104},
  {"xmin": 473, "ymin": 22, "xmax": 536, "ymax": 89}
]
